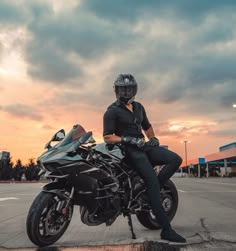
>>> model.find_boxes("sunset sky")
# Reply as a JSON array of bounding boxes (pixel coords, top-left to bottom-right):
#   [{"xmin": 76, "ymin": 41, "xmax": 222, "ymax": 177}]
[{"xmin": 0, "ymin": 0, "xmax": 236, "ymax": 164}]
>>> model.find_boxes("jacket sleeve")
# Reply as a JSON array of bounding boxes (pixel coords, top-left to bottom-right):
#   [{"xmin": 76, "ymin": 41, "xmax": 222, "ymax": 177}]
[
  {"xmin": 103, "ymin": 108, "xmax": 116, "ymax": 136},
  {"xmin": 141, "ymin": 104, "xmax": 151, "ymax": 131}
]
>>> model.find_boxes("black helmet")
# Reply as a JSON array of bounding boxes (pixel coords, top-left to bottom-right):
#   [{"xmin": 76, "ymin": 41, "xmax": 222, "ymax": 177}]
[{"xmin": 114, "ymin": 74, "xmax": 138, "ymax": 104}]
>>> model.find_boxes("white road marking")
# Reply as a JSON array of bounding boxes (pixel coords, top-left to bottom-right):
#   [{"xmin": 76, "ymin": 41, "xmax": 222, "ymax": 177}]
[
  {"xmin": 0, "ymin": 197, "xmax": 19, "ymax": 202},
  {"xmin": 0, "ymin": 193, "xmax": 37, "ymax": 196},
  {"xmin": 178, "ymin": 189, "xmax": 236, "ymax": 193},
  {"xmin": 196, "ymin": 180, "xmax": 236, "ymax": 186},
  {"xmin": 182, "ymin": 190, "xmax": 236, "ymax": 193},
  {"xmin": 178, "ymin": 189, "xmax": 187, "ymax": 193}
]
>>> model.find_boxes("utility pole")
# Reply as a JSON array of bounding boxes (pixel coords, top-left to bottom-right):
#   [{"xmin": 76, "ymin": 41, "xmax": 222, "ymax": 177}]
[{"xmin": 181, "ymin": 140, "xmax": 190, "ymax": 175}]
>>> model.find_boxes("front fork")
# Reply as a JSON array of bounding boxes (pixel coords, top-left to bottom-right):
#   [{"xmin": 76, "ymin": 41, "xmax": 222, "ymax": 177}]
[
  {"xmin": 63, "ymin": 186, "xmax": 74, "ymax": 213},
  {"xmin": 43, "ymin": 182, "xmax": 75, "ymax": 215},
  {"xmin": 53, "ymin": 186, "xmax": 74, "ymax": 218}
]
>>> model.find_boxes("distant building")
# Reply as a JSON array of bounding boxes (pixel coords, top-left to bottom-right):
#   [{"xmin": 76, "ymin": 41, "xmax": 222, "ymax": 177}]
[
  {"xmin": 0, "ymin": 151, "xmax": 10, "ymax": 160},
  {"xmin": 0, "ymin": 151, "xmax": 11, "ymax": 180},
  {"xmin": 180, "ymin": 142, "xmax": 236, "ymax": 177},
  {"xmin": 219, "ymin": 142, "xmax": 236, "ymax": 152}
]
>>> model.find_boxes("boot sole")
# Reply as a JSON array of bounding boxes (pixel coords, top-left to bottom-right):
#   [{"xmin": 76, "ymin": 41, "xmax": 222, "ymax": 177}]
[{"xmin": 159, "ymin": 239, "xmax": 187, "ymax": 246}]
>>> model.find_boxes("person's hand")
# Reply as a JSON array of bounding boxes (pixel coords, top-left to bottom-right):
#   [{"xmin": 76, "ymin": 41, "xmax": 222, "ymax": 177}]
[
  {"xmin": 146, "ymin": 137, "xmax": 160, "ymax": 147},
  {"xmin": 121, "ymin": 136, "xmax": 145, "ymax": 148}
]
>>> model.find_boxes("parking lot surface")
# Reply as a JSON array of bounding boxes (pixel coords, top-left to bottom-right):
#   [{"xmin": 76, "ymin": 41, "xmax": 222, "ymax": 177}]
[{"xmin": 0, "ymin": 177, "xmax": 236, "ymax": 250}]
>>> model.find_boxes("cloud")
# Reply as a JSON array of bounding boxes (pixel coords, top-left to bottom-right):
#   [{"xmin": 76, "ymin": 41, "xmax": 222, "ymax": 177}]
[
  {"xmin": 16, "ymin": 0, "xmax": 236, "ymax": 104},
  {"xmin": 26, "ymin": 40, "xmax": 80, "ymax": 84},
  {"xmin": 81, "ymin": 0, "xmax": 236, "ymax": 23},
  {"xmin": 41, "ymin": 124, "xmax": 55, "ymax": 130},
  {"xmin": 0, "ymin": 42, "xmax": 3, "ymax": 59},
  {"xmin": 1, "ymin": 0, "xmax": 236, "ymax": 139},
  {"xmin": 209, "ymin": 128, "xmax": 236, "ymax": 138},
  {"xmin": 0, "ymin": 1, "xmax": 25, "ymax": 24},
  {"xmin": 2, "ymin": 104, "xmax": 43, "ymax": 121},
  {"xmin": 23, "ymin": 3, "xmax": 140, "ymax": 84},
  {"xmin": 187, "ymin": 54, "xmax": 236, "ymax": 85},
  {"xmin": 152, "ymin": 119, "xmax": 218, "ymax": 139}
]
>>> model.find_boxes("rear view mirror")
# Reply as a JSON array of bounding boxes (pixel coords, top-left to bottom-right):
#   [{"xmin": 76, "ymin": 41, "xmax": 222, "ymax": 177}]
[
  {"xmin": 45, "ymin": 129, "xmax": 65, "ymax": 149},
  {"xmin": 53, "ymin": 129, "xmax": 65, "ymax": 141}
]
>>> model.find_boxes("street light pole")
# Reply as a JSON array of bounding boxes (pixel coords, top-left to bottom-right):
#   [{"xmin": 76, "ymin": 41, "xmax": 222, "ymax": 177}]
[{"xmin": 181, "ymin": 140, "xmax": 190, "ymax": 176}]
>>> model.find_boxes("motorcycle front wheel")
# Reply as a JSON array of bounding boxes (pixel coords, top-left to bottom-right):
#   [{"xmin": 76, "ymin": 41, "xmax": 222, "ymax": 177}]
[
  {"xmin": 26, "ymin": 191, "xmax": 73, "ymax": 247},
  {"xmin": 136, "ymin": 179, "xmax": 178, "ymax": 230}
]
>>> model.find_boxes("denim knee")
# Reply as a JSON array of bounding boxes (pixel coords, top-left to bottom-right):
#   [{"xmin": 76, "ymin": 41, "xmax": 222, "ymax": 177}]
[
  {"xmin": 171, "ymin": 154, "xmax": 182, "ymax": 170},
  {"xmin": 176, "ymin": 155, "xmax": 183, "ymax": 166}
]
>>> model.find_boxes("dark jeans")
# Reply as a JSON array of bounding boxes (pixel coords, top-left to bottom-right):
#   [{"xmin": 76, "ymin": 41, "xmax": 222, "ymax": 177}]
[{"xmin": 125, "ymin": 145, "xmax": 182, "ymax": 229}]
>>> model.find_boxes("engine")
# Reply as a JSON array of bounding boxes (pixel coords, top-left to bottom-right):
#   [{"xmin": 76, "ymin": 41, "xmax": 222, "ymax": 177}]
[
  {"xmin": 76, "ymin": 149, "xmax": 146, "ymax": 226},
  {"xmin": 74, "ymin": 166, "xmax": 122, "ymax": 226}
]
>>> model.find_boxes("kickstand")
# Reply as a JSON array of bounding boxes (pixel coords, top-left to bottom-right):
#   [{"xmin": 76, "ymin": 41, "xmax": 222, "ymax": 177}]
[{"xmin": 127, "ymin": 214, "xmax": 136, "ymax": 239}]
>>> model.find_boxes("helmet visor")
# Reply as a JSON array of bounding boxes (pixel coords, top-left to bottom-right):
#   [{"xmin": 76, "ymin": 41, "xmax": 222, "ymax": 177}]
[{"xmin": 115, "ymin": 85, "xmax": 137, "ymax": 99}]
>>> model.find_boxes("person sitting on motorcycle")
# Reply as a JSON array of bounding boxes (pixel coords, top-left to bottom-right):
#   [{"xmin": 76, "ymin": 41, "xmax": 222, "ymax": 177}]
[{"xmin": 103, "ymin": 74, "xmax": 186, "ymax": 243}]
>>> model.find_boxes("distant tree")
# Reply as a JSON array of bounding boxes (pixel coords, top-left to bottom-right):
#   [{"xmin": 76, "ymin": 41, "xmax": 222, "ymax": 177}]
[
  {"xmin": 12, "ymin": 159, "xmax": 25, "ymax": 181},
  {"xmin": 25, "ymin": 158, "xmax": 40, "ymax": 181}
]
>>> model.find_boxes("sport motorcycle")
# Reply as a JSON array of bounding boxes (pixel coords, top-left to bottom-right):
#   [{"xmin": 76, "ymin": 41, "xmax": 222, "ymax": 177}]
[{"xmin": 26, "ymin": 124, "xmax": 179, "ymax": 247}]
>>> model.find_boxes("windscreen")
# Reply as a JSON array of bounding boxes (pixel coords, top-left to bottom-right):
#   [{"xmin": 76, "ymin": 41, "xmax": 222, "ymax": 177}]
[{"xmin": 56, "ymin": 124, "xmax": 87, "ymax": 147}]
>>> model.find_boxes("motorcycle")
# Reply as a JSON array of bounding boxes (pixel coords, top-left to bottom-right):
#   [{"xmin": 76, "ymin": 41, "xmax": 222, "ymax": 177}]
[{"xmin": 26, "ymin": 124, "xmax": 179, "ymax": 247}]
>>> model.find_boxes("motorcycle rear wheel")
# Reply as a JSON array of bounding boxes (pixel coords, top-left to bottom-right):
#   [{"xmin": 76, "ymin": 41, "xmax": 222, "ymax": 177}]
[
  {"xmin": 136, "ymin": 179, "xmax": 178, "ymax": 230},
  {"xmin": 26, "ymin": 191, "xmax": 73, "ymax": 247}
]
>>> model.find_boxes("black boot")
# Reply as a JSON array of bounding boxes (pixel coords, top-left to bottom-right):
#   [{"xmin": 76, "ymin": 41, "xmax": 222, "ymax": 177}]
[{"xmin": 161, "ymin": 227, "xmax": 186, "ymax": 243}]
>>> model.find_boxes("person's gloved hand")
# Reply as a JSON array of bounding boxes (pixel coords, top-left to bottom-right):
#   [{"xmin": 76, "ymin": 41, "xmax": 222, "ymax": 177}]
[
  {"xmin": 146, "ymin": 137, "xmax": 160, "ymax": 147},
  {"xmin": 121, "ymin": 136, "xmax": 145, "ymax": 148}
]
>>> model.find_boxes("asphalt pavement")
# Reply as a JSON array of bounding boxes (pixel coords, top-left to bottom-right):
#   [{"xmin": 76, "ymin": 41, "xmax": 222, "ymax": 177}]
[{"xmin": 0, "ymin": 177, "xmax": 235, "ymax": 250}]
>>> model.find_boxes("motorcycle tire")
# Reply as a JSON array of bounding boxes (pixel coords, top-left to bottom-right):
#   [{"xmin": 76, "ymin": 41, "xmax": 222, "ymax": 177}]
[
  {"xmin": 26, "ymin": 191, "xmax": 73, "ymax": 247},
  {"xmin": 136, "ymin": 179, "xmax": 178, "ymax": 230}
]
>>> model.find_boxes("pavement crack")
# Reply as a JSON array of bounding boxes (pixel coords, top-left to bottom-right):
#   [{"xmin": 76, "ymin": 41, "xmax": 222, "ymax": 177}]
[
  {"xmin": 188, "ymin": 222, "xmax": 236, "ymax": 250},
  {"xmin": 199, "ymin": 218, "xmax": 213, "ymax": 241},
  {"xmin": 191, "ymin": 232, "xmax": 205, "ymax": 242},
  {"xmin": 214, "ymin": 239, "xmax": 236, "ymax": 244}
]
